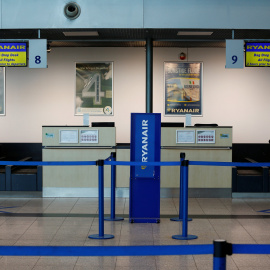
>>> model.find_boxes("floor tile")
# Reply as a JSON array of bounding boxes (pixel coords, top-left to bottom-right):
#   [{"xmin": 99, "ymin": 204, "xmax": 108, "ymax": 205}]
[{"xmin": 0, "ymin": 197, "xmax": 269, "ymax": 269}]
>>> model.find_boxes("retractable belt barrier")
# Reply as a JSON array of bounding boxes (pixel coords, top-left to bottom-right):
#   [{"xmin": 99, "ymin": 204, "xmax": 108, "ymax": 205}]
[
  {"xmin": 0, "ymin": 242, "xmax": 269, "ymax": 270},
  {"xmin": 1, "ymin": 160, "xmax": 269, "ymax": 167},
  {"xmin": 0, "ymin": 243, "xmax": 269, "ymax": 256},
  {"xmin": 0, "ymin": 161, "xmax": 96, "ymax": 166},
  {"xmin": 105, "ymin": 160, "xmax": 270, "ymax": 167},
  {"xmin": 0, "ymin": 158, "xmax": 269, "ymax": 269}
]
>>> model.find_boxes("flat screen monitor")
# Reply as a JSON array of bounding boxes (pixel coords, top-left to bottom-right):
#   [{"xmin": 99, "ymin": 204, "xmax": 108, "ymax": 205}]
[
  {"xmin": 0, "ymin": 42, "xmax": 27, "ymax": 67},
  {"xmin": 245, "ymin": 42, "xmax": 270, "ymax": 67}
]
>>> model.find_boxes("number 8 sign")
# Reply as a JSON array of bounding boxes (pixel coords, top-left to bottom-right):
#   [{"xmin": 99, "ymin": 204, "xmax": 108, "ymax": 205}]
[
  {"xmin": 226, "ymin": 40, "xmax": 244, "ymax": 69},
  {"xmin": 29, "ymin": 39, "xmax": 47, "ymax": 69}
]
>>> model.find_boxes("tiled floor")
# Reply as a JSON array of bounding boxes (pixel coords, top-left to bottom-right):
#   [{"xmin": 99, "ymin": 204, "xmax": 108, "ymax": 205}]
[{"xmin": 0, "ymin": 197, "xmax": 269, "ymax": 269}]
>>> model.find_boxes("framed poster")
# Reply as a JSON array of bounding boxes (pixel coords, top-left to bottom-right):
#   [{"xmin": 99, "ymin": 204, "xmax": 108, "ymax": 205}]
[
  {"xmin": 0, "ymin": 67, "xmax": 5, "ymax": 115},
  {"xmin": 164, "ymin": 62, "xmax": 202, "ymax": 116},
  {"xmin": 75, "ymin": 62, "xmax": 113, "ymax": 115}
]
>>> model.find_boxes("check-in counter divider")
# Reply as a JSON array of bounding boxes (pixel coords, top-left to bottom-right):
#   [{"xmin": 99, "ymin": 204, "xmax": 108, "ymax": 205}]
[
  {"xmin": 0, "ymin": 157, "xmax": 6, "ymax": 191},
  {"xmin": 5, "ymin": 157, "xmax": 41, "ymax": 191},
  {"xmin": 232, "ymin": 157, "xmax": 269, "ymax": 193}
]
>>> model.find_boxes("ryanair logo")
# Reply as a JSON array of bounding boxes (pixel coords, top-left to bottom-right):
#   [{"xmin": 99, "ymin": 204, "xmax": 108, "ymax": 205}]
[
  {"xmin": 0, "ymin": 43, "xmax": 27, "ymax": 52},
  {"xmin": 247, "ymin": 45, "xmax": 270, "ymax": 50},
  {"xmin": 141, "ymin": 120, "xmax": 148, "ymax": 170},
  {"xmin": 246, "ymin": 43, "xmax": 270, "ymax": 52}
]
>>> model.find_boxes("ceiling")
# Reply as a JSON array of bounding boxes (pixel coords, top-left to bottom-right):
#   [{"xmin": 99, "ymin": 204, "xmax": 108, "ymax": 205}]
[{"xmin": 0, "ymin": 28, "xmax": 270, "ymax": 48}]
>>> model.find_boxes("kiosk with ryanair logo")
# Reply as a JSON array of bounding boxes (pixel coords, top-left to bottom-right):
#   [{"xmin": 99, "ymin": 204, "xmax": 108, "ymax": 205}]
[{"xmin": 129, "ymin": 113, "xmax": 161, "ymax": 223}]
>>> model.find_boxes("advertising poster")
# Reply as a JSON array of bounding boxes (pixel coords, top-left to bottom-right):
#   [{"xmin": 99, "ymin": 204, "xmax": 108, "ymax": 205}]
[
  {"xmin": 75, "ymin": 62, "xmax": 113, "ymax": 115},
  {"xmin": 164, "ymin": 62, "xmax": 202, "ymax": 116}
]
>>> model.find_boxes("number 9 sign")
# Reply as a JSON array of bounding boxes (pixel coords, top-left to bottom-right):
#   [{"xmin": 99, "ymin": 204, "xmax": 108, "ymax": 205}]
[
  {"xmin": 232, "ymin": 55, "xmax": 238, "ymax": 64},
  {"xmin": 226, "ymin": 40, "xmax": 244, "ymax": 69}
]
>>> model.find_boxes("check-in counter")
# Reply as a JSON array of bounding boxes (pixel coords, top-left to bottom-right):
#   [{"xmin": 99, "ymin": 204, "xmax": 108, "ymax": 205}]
[
  {"xmin": 161, "ymin": 126, "xmax": 232, "ymax": 197},
  {"xmin": 42, "ymin": 126, "xmax": 115, "ymax": 197},
  {"xmin": 42, "ymin": 125, "xmax": 232, "ymax": 198}
]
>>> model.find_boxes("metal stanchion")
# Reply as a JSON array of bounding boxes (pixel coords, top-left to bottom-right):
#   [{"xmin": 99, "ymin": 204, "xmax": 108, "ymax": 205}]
[
  {"xmin": 213, "ymin": 240, "xmax": 232, "ymax": 270},
  {"xmin": 105, "ymin": 152, "xmax": 124, "ymax": 221},
  {"xmin": 89, "ymin": 160, "xmax": 114, "ymax": 240},
  {"xmin": 171, "ymin": 152, "xmax": 192, "ymax": 222},
  {"xmin": 172, "ymin": 160, "xmax": 197, "ymax": 240}
]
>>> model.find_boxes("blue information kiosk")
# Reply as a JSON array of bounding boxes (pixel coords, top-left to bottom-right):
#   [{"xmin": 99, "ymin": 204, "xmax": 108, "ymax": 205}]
[{"xmin": 129, "ymin": 113, "xmax": 161, "ymax": 223}]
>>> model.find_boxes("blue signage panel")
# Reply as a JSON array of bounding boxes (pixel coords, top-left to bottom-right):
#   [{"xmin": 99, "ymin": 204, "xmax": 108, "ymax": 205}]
[
  {"xmin": 130, "ymin": 113, "xmax": 161, "ymax": 223},
  {"xmin": 131, "ymin": 113, "xmax": 160, "ymax": 178}
]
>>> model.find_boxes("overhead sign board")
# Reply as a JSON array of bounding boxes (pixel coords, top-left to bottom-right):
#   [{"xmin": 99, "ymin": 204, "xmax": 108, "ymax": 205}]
[
  {"xmin": 0, "ymin": 42, "xmax": 27, "ymax": 67},
  {"xmin": 245, "ymin": 42, "xmax": 270, "ymax": 67}
]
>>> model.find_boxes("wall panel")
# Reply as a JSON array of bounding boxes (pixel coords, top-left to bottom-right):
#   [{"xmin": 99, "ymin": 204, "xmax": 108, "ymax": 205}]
[{"xmin": 2, "ymin": 0, "xmax": 143, "ymax": 29}]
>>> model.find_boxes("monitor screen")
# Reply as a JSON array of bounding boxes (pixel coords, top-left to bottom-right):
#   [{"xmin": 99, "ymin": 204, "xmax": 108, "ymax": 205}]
[
  {"xmin": 0, "ymin": 42, "xmax": 27, "ymax": 67},
  {"xmin": 245, "ymin": 42, "xmax": 270, "ymax": 67}
]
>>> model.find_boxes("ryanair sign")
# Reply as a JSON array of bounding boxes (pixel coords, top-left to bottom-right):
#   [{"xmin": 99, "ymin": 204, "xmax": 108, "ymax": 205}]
[
  {"xmin": 0, "ymin": 42, "xmax": 27, "ymax": 67},
  {"xmin": 129, "ymin": 113, "xmax": 161, "ymax": 223},
  {"xmin": 130, "ymin": 113, "xmax": 161, "ymax": 179},
  {"xmin": 246, "ymin": 42, "xmax": 270, "ymax": 67}
]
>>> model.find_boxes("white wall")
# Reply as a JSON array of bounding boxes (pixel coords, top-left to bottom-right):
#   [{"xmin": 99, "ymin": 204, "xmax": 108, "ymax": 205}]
[{"xmin": 1, "ymin": 46, "xmax": 270, "ymax": 143}]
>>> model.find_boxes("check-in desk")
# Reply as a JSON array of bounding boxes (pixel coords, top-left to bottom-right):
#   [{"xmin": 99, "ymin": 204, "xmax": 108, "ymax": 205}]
[
  {"xmin": 161, "ymin": 126, "xmax": 232, "ymax": 197},
  {"xmin": 42, "ymin": 126, "xmax": 115, "ymax": 197}
]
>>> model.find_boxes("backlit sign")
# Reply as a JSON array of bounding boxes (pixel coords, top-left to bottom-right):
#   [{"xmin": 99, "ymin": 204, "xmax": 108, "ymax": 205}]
[
  {"xmin": 0, "ymin": 42, "xmax": 27, "ymax": 67},
  {"xmin": 245, "ymin": 42, "xmax": 270, "ymax": 67}
]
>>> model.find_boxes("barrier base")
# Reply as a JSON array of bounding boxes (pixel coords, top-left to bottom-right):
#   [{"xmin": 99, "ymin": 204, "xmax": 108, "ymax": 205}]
[
  {"xmin": 88, "ymin": 234, "xmax": 114, "ymax": 240},
  {"xmin": 104, "ymin": 217, "xmax": 124, "ymax": 221},
  {"xmin": 170, "ymin": 217, "xmax": 192, "ymax": 222},
  {"xmin": 172, "ymin": 234, "xmax": 198, "ymax": 240}
]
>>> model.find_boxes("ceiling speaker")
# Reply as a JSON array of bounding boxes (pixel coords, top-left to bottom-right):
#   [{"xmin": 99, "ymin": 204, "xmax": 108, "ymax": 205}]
[{"xmin": 64, "ymin": 2, "xmax": 81, "ymax": 20}]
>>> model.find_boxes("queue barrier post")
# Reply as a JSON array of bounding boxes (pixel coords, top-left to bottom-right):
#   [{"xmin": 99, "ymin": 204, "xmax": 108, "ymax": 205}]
[
  {"xmin": 213, "ymin": 240, "xmax": 232, "ymax": 270},
  {"xmin": 89, "ymin": 160, "xmax": 114, "ymax": 240},
  {"xmin": 171, "ymin": 152, "xmax": 192, "ymax": 222},
  {"xmin": 104, "ymin": 152, "xmax": 124, "ymax": 221},
  {"xmin": 172, "ymin": 160, "xmax": 197, "ymax": 240}
]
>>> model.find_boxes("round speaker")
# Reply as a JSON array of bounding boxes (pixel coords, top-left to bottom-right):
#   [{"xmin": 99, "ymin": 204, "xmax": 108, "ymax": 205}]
[{"xmin": 64, "ymin": 2, "xmax": 81, "ymax": 20}]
